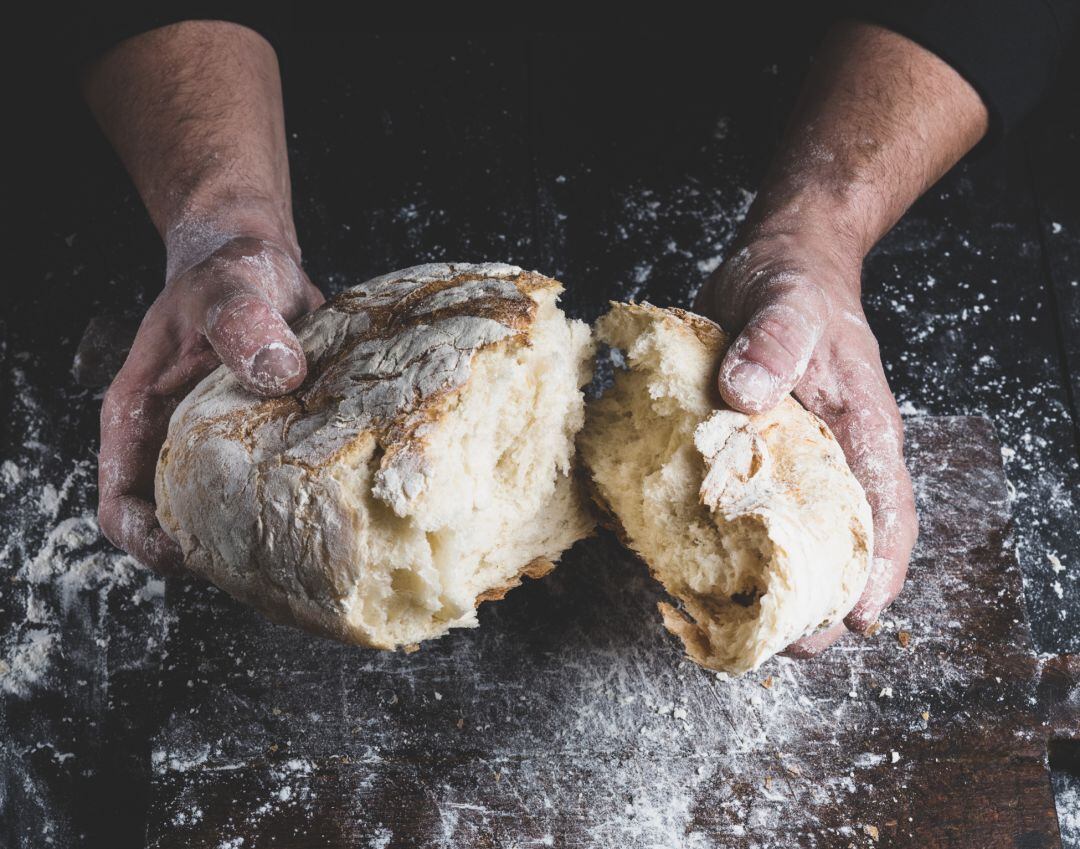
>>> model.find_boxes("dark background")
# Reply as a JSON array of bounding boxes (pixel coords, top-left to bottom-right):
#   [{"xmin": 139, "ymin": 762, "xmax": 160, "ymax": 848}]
[{"xmin": 4, "ymin": 17, "xmax": 1079, "ymax": 847}]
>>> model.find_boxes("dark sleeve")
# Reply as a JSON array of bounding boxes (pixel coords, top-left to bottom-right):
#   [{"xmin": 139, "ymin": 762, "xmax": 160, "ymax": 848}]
[
  {"xmin": 56, "ymin": 2, "xmax": 287, "ymax": 69},
  {"xmin": 842, "ymin": 0, "xmax": 1080, "ymax": 142}
]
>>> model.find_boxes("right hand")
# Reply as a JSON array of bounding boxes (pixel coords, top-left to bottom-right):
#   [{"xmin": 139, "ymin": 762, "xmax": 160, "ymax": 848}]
[
  {"xmin": 695, "ymin": 228, "xmax": 918, "ymax": 654},
  {"xmin": 98, "ymin": 235, "xmax": 325, "ymax": 573}
]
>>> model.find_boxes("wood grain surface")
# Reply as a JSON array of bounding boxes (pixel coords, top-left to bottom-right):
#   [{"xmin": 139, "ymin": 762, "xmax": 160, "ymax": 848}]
[
  {"xmin": 4, "ymin": 24, "xmax": 1079, "ymax": 849},
  {"xmin": 143, "ymin": 416, "xmax": 1077, "ymax": 848}
]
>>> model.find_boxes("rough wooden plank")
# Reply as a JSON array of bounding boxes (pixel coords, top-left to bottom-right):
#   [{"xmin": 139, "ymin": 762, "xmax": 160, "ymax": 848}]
[
  {"xmin": 145, "ymin": 416, "xmax": 1066, "ymax": 848},
  {"xmin": 5, "ymin": 29, "xmax": 1080, "ymax": 849},
  {"xmin": 147, "ymin": 751, "xmax": 1061, "ymax": 849}
]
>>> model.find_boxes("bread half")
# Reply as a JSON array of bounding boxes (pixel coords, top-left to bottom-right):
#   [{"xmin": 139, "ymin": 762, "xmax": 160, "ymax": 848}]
[
  {"xmin": 579, "ymin": 302, "xmax": 872, "ymax": 674},
  {"xmin": 156, "ymin": 263, "xmax": 595, "ymax": 648}
]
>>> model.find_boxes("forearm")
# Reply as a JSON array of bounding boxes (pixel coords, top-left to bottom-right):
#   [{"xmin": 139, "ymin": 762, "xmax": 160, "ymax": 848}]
[
  {"xmin": 745, "ymin": 20, "xmax": 989, "ymax": 262},
  {"xmin": 80, "ymin": 20, "xmax": 297, "ymax": 276},
  {"xmin": 697, "ymin": 20, "xmax": 981, "ymax": 640}
]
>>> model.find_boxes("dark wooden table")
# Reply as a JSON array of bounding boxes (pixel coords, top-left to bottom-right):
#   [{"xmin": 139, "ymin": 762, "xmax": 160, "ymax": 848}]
[{"xmin": 4, "ymin": 25, "xmax": 1079, "ymax": 848}]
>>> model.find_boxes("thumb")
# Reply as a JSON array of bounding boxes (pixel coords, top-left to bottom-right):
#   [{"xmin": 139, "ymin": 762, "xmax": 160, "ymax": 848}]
[
  {"xmin": 204, "ymin": 290, "xmax": 308, "ymax": 396},
  {"xmin": 717, "ymin": 282, "xmax": 828, "ymax": 414}
]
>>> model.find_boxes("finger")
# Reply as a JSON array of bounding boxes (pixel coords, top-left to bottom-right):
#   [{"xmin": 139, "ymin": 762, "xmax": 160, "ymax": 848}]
[
  {"xmin": 797, "ymin": 340, "xmax": 919, "ymax": 633},
  {"xmin": 98, "ymin": 382, "xmax": 182, "ymax": 574},
  {"xmin": 187, "ymin": 239, "xmax": 315, "ymax": 397},
  {"xmin": 204, "ymin": 291, "xmax": 307, "ymax": 396},
  {"xmin": 303, "ymin": 275, "xmax": 327, "ymax": 313},
  {"xmin": 824, "ymin": 402, "xmax": 916, "ymax": 633},
  {"xmin": 98, "ymin": 494, "xmax": 182, "ymax": 575},
  {"xmin": 716, "ymin": 280, "xmax": 830, "ymax": 414},
  {"xmin": 781, "ymin": 621, "xmax": 847, "ymax": 659},
  {"xmin": 844, "ymin": 448, "xmax": 917, "ymax": 631},
  {"xmin": 846, "ymin": 553, "xmax": 910, "ymax": 633}
]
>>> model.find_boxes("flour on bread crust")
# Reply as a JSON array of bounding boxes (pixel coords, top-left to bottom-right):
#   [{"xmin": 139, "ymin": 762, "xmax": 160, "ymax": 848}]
[
  {"xmin": 156, "ymin": 263, "xmax": 595, "ymax": 648},
  {"xmin": 580, "ymin": 302, "xmax": 872, "ymax": 674}
]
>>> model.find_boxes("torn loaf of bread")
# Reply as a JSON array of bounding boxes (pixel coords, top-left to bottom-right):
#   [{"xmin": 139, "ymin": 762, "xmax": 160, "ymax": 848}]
[
  {"xmin": 156, "ymin": 263, "xmax": 595, "ymax": 649},
  {"xmin": 579, "ymin": 302, "xmax": 872, "ymax": 674}
]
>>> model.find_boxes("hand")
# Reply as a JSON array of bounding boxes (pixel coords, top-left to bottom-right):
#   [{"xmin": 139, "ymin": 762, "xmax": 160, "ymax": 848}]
[
  {"xmin": 80, "ymin": 22, "xmax": 325, "ymax": 571},
  {"xmin": 687, "ymin": 17, "xmax": 988, "ymax": 656},
  {"xmin": 695, "ymin": 227, "xmax": 918, "ymax": 654},
  {"xmin": 98, "ymin": 235, "xmax": 325, "ymax": 573}
]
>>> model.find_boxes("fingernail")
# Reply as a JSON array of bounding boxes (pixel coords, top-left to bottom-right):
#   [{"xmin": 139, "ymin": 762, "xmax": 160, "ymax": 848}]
[
  {"xmin": 727, "ymin": 361, "xmax": 774, "ymax": 409},
  {"xmin": 251, "ymin": 342, "xmax": 301, "ymax": 392}
]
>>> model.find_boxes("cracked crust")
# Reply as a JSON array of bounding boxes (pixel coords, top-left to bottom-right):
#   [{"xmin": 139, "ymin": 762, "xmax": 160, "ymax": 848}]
[
  {"xmin": 155, "ymin": 263, "xmax": 591, "ymax": 647},
  {"xmin": 612, "ymin": 301, "xmax": 729, "ymax": 353},
  {"xmin": 473, "ymin": 557, "xmax": 557, "ymax": 605}
]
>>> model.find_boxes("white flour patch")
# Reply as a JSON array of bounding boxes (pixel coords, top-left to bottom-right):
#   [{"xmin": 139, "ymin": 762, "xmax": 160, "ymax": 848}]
[
  {"xmin": 0, "ymin": 629, "xmax": 58, "ymax": 698},
  {"xmin": 1, "ymin": 459, "xmax": 25, "ymax": 487},
  {"xmin": 1, "ymin": 502, "xmax": 159, "ymax": 699},
  {"xmin": 1053, "ymin": 772, "xmax": 1080, "ymax": 848}
]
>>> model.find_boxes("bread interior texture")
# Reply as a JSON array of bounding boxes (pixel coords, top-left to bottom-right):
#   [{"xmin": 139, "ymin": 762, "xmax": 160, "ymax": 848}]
[
  {"xmin": 342, "ymin": 290, "xmax": 594, "ymax": 647},
  {"xmin": 580, "ymin": 307, "xmax": 780, "ymax": 673}
]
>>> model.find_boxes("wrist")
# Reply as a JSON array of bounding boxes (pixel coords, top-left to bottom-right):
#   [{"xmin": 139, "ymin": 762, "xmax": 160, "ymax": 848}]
[
  {"xmin": 163, "ymin": 193, "xmax": 300, "ymax": 282},
  {"xmin": 743, "ymin": 179, "xmax": 886, "ymax": 262},
  {"xmin": 728, "ymin": 194, "xmax": 867, "ymax": 308}
]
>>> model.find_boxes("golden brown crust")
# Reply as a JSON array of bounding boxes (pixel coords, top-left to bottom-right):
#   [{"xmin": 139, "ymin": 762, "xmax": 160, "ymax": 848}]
[
  {"xmin": 658, "ymin": 602, "xmax": 712, "ymax": 667},
  {"xmin": 612, "ymin": 301, "xmax": 730, "ymax": 354},
  {"xmin": 157, "ymin": 263, "xmax": 588, "ymax": 650},
  {"xmin": 164, "ymin": 267, "xmax": 558, "ymax": 473},
  {"xmin": 473, "ymin": 557, "xmax": 557, "ymax": 605},
  {"xmin": 583, "ymin": 300, "xmax": 874, "ymax": 674},
  {"xmin": 663, "ymin": 306, "xmax": 729, "ymax": 352}
]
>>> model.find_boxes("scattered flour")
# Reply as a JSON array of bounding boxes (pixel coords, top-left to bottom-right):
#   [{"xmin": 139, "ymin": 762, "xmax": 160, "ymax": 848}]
[
  {"xmin": 2, "ymin": 346, "xmax": 170, "ymax": 848},
  {"xmin": 1, "ymin": 506, "xmax": 155, "ymax": 698},
  {"xmin": 1, "ymin": 459, "xmax": 24, "ymax": 487},
  {"xmin": 1053, "ymin": 773, "xmax": 1080, "ymax": 849},
  {"xmin": 0, "ymin": 630, "xmax": 59, "ymax": 698}
]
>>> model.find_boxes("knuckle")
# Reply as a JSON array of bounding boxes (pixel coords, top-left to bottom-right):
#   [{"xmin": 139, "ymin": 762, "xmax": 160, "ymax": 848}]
[
  {"xmin": 97, "ymin": 503, "xmax": 122, "ymax": 548},
  {"xmin": 753, "ymin": 313, "xmax": 802, "ymax": 348},
  {"xmin": 204, "ymin": 292, "xmax": 273, "ymax": 341},
  {"xmin": 745, "ymin": 313, "xmax": 816, "ymax": 371}
]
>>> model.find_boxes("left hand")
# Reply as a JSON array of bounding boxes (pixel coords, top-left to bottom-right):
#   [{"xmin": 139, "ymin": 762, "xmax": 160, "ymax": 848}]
[{"xmin": 98, "ymin": 235, "xmax": 324, "ymax": 573}]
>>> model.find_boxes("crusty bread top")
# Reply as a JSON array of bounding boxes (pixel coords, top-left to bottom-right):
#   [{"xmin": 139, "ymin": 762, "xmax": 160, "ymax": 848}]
[
  {"xmin": 602, "ymin": 299, "xmax": 727, "ymax": 355},
  {"xmin": 153, "ymin": 263, "xmax": 582, "ymax": 646},
  {"xmin": 158, "ymin": 263, "xmax": 561, "ymax": 522}
]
